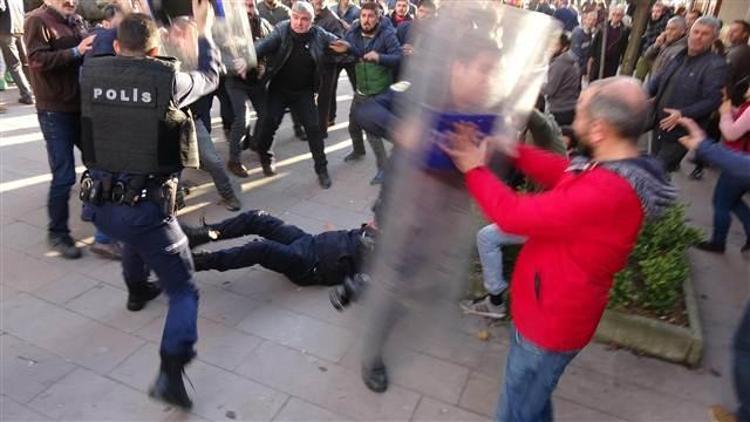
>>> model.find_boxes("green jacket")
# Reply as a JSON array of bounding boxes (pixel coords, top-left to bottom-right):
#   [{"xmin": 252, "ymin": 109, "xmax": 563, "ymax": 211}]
[{"xmin": 355, "ymin": 62, "xmax": 393, "ymax": 97}]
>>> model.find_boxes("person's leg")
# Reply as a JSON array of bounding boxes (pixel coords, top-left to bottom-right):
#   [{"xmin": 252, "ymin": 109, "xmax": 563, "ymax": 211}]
[
  {"xmin": 246, "ymin": 84, "xmax": 266, "ymax": 147},
  {"xmin": 496, "ymin": 326, "xmax": 578, "ymax": 422},
  {"xmin": 217, "ymin": 77, "xmax": 234, "ymax": 135},
  {"xmin": 729, "ymin": 182, "xmax": 750, "ymax": 243},
  {"xmin": 0, "ymin": 34, "xmax": 33, "ymax": 101},
  {"xmin": 290, "ymin": 90, "xmax": 328, "ymax": 175},
  {"xmin": 120, "ymin": 241, "xmax": 161, "ymax": 310},
  {"xmin": 551, "ymin": 110, "xmax": 574, "ymax": 127},
  {"xmin": 655, "ymin": 136, "xmax": 688, "ymax": 173},
  {"xmin": 195, "ymin": 119, "xmax": 239, "ymax": 204},
  {"xmin": 209, "ymin": 209, "xmax": 308, "ymax": 245},
  {"xmin": 710, "ymin": 172, "xmax": 735, "ymax": 247},
  {"xmin": 735, "ymin": 301, "xmax": 750, "ymax": 422},
  {"xmin": 226, "ymin": 80, "xmax": 250, "ymax": 164},
  {"xmin": 476, "ymin": 224, "xmax": 525, "ymax": 296},
  {"xmin": 196, "ymin": 238, "xmax": 314, "ymax": 278},
  {"xmin": 255, "ymin": 89, "xmax": 287, "ymax": 168},
  {"xmin": 317, "ymin": 64, "xmax": 337, "ymax": 136},
  {"xmin": 37, "ymin": 112, "xmax": 79, "ymax": 245},
  {"xmin": 347, "ymin": 94, "xmax": 367, "ymax": 158}
]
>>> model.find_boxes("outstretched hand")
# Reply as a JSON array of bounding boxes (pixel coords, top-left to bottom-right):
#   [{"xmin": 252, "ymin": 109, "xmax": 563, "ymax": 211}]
[{"xmin": 439, "ymin": 122, "xmax": 488, "ymax": 173}]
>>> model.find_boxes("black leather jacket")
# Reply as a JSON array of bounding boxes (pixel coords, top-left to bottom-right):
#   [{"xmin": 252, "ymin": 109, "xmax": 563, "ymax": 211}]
[{"xmin": 255, "ymin": 21, "xmax": 340, "ymax": 89}]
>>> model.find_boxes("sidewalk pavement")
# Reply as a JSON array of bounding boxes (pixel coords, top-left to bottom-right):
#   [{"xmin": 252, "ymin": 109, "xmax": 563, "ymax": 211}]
[{"xmin": 1, "ymin": 84, "xmax": 747, "ymax": 421}]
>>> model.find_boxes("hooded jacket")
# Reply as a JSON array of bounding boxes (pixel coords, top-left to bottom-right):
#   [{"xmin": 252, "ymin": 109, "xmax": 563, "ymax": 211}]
[{"xmin": 465, "ymin": 145, "xmax": 675, "ymax": 351}]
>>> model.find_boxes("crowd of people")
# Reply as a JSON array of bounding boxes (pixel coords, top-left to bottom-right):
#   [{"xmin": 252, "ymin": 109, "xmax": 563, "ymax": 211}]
[{"xmin": 1, "ymin": 0, "xmax": 749, "ymax": 420}]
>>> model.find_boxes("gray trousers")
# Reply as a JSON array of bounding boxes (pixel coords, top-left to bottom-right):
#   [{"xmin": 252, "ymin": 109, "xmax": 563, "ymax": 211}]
[
  {"xmin": 0, "ymin": 34, "xmax": 33, "ymax": 100},
  {"xmin": 196, "ymin": 118, "xmax": 236, "ymax": 199},
  {"xmin": 349, "ymin": 93, "xmax": 388, "ymax": 170}
]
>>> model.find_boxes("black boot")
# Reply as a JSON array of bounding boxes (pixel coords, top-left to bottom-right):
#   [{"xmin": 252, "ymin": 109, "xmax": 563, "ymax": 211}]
[
  {"xmin": 126, "ymin": 281, "xmax": 162, "ymax": 312},
  {"xmin": 149, "ymin": 352, "xmax": 194, "ymax": 409},
  {"xmin": 191, "ymin": 251, "xmax": 212, "ymax": 272},
  {"xmin": 181, "ymin": 219, "xmax": 219, "ymax": 249},
  {"xmin": 317, "ymin": 170, "xmax": 332, "ymax": 189},
  {"xmin": 361, "ymin": 357, "xmax": 388, "ymax": 393}
]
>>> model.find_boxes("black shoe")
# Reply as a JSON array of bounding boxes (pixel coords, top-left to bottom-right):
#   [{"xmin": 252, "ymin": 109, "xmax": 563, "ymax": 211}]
[
  {"xmin": 191, "ymin": 250, "xmax": 211, "ymax": 272},
  {"xmin": 261, "ymin": 162, "xmax": 277, "ymax": 177},
  {"xmin": 127, "ymin": 282, "xmax": 162, "ymax": 312},
  {"xmin": 181, "ymin": 220, "xmax": 219, "ymax": 249},
  {"xmin": 361, "ymin": 359, "xmax": 388, "ymax": 393},
  {"xmin": 149, "ymin": 352, "xmax": 194, "ymax": 410},
  {"xmin": 344, "ymin": 151, "xmax": 365, "ymax": 162},
  {"xmin": 294, "ymin": 126, "xmax": 308, "ymax": 141},
  {"xmin": 318, "ymin": 171, "xmax": 332, "ymax": 189},
  {"xmin": 219, "ymin": 194, "xmax": 242, "ymax": 212},
  {"xmin": 227, "ymin": 161, "xmax": 250, "ymax": 178},
  {"xmin": 695, "ymin": 241, "xmax": 725, "ymax": 254},
  {"xmin": 48, "ymin": 234, "xmax": 82, "ymax": 259},
  {"xmin": 19, "ymin": 96, "xmax": 34, "ymax": 105}
]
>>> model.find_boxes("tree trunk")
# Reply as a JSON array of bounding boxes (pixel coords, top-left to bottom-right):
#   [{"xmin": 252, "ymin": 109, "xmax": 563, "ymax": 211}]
[{"xmin": 620, "ymin": 0, "xmax": 651, "ymax": 75}]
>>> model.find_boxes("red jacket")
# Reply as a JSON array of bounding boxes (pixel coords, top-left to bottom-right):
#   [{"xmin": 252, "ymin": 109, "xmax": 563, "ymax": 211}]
[{"xmin": 465, "ymin": 145, "xmax": 644, "ymax": 352}]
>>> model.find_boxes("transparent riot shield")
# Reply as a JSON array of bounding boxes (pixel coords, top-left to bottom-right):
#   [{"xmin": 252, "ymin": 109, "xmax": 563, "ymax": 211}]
[
  {"xmin": 148, "ymin": 0, "xmax": 256, "ymax": 72},
  {"xmin": 357, "ymin": 2, "xmax": 560, "ymax": 373}
]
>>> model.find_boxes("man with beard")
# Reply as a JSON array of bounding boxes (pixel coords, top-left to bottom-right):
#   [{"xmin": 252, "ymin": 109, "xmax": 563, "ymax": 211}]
[
  {"xmin": 257, "ymin": 0, "xmax": 291, "ymax": 25},
  {"xmin": 388, "ymin": 0, "xmax": 413, "ymax": 28},
  {"xmin": 253, "ymin": 1, "xmax": 350, "ymax": 189},
  {"xmin": 725, "ymin": 20, "xmax": 750, "ymax": 93},
  {"xmin": 341, "ymin": 2, "xmax": 401, "ymax": 185},
  {"xmin": 442, "ymin": 77, "xmax": 676, "ymax": 421}
]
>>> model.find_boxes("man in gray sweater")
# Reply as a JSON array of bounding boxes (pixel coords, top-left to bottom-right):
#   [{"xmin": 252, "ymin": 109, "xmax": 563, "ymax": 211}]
[{"xmin": 543, "ymin": 33, "xmax": 581, "ymax": 126}]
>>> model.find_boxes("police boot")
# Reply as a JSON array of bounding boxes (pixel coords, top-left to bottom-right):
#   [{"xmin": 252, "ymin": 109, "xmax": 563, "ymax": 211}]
[
  {"xmin": 361, "ymin": 357, "xmax": 389, "ymax": 393},
  {"xmin": 181, "ymin": 219, "xmax": 219, "ymax": 249},
  {"xmin": 149, "ymin": 352, "xmax": 194, "ymax": 410},
  {"xmin": 126, "ymin": 281, "xmax": 162, "ymax": 312},
  {"xmin": 317, "ymin": 170, "xmax": 332, "ymax": 190}
]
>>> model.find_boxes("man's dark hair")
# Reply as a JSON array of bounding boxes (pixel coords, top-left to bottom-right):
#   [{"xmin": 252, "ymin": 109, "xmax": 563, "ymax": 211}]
[
  {"xmin": 117, "ymin": 13, "xmax": 160, "ymax": 53},
  {"xmin": 733, "ymin": 19, "xmax": 750, "ymax": 36},
  {"xmin": 730, "ymin": 76, "xmax": 750, "ymax": 107},
  {"xmin": 103, "ymin": 4, "xmax": 123, "ymax": 22},
  {"xmin": 360, "ymin": 1, "xmax": 380, "ymax": 14},
  {"xmin": 417, "ymin": 0, "xmax": 435, "ymax": 10}
]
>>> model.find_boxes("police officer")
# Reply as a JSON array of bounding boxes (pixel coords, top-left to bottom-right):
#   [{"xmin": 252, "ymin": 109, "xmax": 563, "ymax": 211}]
[
  {"xmin": 78, "ymin": 1, "xmax": 220, "ymax": 409},
  {"xmin": 181, "ymin": 210, "xmax": 374, "ymax": 288}
]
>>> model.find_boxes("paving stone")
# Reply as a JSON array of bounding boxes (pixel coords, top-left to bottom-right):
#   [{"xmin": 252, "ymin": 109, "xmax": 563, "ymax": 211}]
[
  {"xmin": 1, "ymin": 333, "xmax": 77, "ymax": 404},
  {"xmin": 555, "ymin": 397, "xmax": 628, "ymax": 422},
  {"xmin": 196, "ymin": 283, "xmax": 262, "ymax": 327},
  {"xmin": 32, "ymin": 273, "xmax": 101, "ymax": 305},
  {"xmin": 110, "ymin": 343, "xmax": 289, "ymax": 421},
  {"xmin": 27, "ymin": 367, "xmax": 182, "ymax": 420},
  {"xmin": 236, "ymin": 304, "xmax": 355, "ymax": 362},
  {"xmin": 0, "ymin": 248, "xmax": 70, "ymax": 293},
  {"xmin": 274, "ymin": 285, "xmax": 362, "ymax": 330},
  {"xmin": 0, "ymin": 394, "xmax": 51, "ymax": 421},
  {"xmin": 1, "ymin": 221, "xmax": 48, "ymax": 251},
  {"xmin": 65, "ymin": 283, "xmax": 165, "ymax": 333},
  {"xmin": 2, "ymin": 293, "xmax": 145, "ymax": 373},
  {"xmin": 458, "ymin": 372, "xmax": 499, "ymax": 418},
  {"xmin": 220, "ymin": 267, "xmax": 299, "ymax": 299},
  {"xmin": 272, "ymin": 397, "xmax": 348, "ymax": 421},
  {"xmin": 412, "ymin": 396, "xmax": 489, "ymax": 421},
  {"xmin": 236, "ymin": 341, "xmax": 420, "ymax": 420},
  {"xmin": 286, "ymin": 200, "xmax": 370, "ymax": 228}
]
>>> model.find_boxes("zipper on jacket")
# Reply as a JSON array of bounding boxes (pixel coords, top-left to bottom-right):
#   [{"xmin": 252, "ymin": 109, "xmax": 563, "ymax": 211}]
[{"xmin": 534, "ymin": 272, "xmax": 542, "ymax": 302}]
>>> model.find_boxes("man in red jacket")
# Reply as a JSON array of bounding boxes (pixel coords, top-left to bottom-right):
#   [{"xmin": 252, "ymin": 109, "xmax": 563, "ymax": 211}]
[{"xmin": 443, "ymin": 77, "xmax": 676, "ymax": 422}]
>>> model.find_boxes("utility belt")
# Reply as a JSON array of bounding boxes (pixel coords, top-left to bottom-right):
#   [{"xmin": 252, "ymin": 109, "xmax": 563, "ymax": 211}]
[{"xmin": 79, "ymin": 170, "xmax": 180, "ymax": 217}]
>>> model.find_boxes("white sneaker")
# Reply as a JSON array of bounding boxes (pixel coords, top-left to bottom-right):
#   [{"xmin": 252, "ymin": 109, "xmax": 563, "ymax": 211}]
[{"xmin": 461, "ymin": 296, "xmax": 507, "ymax": 319}]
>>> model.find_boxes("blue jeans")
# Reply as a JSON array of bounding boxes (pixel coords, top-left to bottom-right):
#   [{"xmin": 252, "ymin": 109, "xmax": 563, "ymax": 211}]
[
  {"xmin": 89, "ymin": 200, "xmax": 199, "ymax": 356},
  {"xmin": 476, "ymin": 224, "xmax": 526, "ymax": 296},
  {"xmin": 38, "ymin": 111, "xmax": 79, "ymax": 235},
  {"xmin": 497, "ymin": 326, "xmax": 578, "ymax": 422},
  {"xmin": 735, "ymin": 302, "xmax": 750, "ymax": 422},
  {"xmin": 711, "ymin": 172, "xmax": 750, "ymax": 246},
  {"xmin": 195, "ymin": 118, "xmax": 234, "ymax": 199},
  {"xmin": 38, "ymin": 111, "xmax": 112, "ymax": 244}
]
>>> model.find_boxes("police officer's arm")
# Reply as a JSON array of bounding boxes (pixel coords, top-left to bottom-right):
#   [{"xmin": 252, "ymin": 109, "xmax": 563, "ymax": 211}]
[
  {"xmin": 172, "ymin": 36, "xmax": 221, "ymax": 109},
  {"xmin": 172, "ymin": 0, "xmax": 220, "ymax": 109}
]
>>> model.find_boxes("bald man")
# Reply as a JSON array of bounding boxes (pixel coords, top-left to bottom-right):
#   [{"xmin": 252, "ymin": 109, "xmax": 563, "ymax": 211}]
[{"xmin": 442, "ymin": 77, "xmax": 676, "ymax": 421}]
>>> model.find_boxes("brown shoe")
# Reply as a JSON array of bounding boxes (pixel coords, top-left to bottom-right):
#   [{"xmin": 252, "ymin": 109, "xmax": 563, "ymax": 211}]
[
  {"xmin": 227, "ymin": 161, "xmax": 250, "ymax": 178},
  {"xmin": 709, "ymin": 405, "xmax": 736, "ymax": 422}
]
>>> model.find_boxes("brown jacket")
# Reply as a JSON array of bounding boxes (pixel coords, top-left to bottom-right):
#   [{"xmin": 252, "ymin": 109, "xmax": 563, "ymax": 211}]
[{"xmin": 23, "ymin": 6, "xmax": 87, "ymax": 112}]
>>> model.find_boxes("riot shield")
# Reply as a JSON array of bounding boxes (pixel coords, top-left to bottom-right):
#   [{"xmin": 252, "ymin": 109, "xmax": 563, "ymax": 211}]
[
  {"xmin": 357, "ymin": 1, "xmax": 561, "ymax": 372},
  {"xmin": 147, "ymin": 0, "xmax": 256, "ymax": 71}
]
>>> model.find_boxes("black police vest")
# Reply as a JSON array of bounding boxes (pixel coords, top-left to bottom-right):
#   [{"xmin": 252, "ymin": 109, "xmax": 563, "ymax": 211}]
[{"xmin": 80, "ymin": 56, "xmax": 199, "ymax": 174}]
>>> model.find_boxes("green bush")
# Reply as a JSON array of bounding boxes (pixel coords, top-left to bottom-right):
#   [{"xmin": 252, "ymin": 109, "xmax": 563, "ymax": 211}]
[{"xmin": 609, "ymin": 204, "xmax": 702, "ymax": 315}]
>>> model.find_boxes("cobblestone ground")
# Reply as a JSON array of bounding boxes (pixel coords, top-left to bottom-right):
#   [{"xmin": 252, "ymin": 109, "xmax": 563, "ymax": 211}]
[{"xmin": 1, "ymin": 80, "xmax": 747, "ymax": 421}]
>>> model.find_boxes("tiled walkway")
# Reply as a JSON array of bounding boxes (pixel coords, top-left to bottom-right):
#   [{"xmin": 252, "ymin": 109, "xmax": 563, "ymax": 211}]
[{"xmin": 1, "ymin": 82, "xmax": 747, "ymax": 421}]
